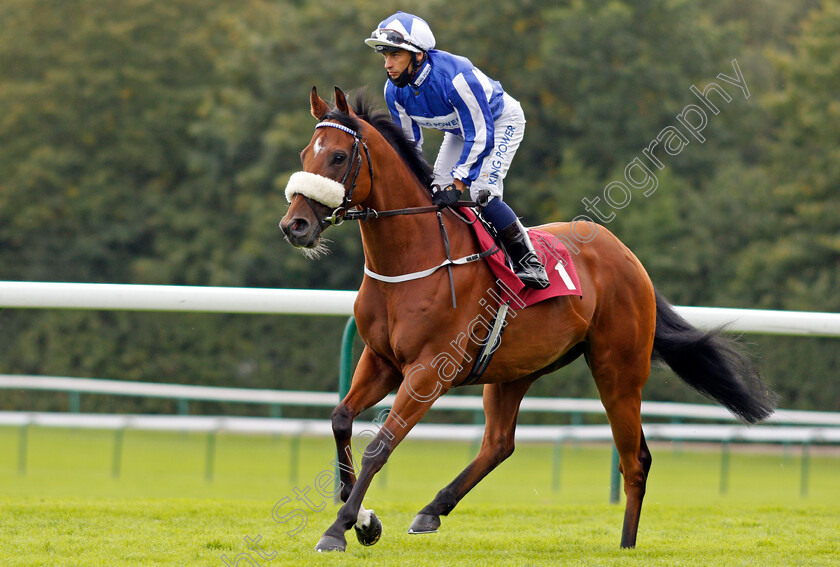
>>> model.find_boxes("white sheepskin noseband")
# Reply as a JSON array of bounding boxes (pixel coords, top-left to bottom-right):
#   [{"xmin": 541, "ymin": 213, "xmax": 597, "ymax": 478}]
[{"xmin": 284, "ymin": 171, "xmax": 346, "ymax": 208}]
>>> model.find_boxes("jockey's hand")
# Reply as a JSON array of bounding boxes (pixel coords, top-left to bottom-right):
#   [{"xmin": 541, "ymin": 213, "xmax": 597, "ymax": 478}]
[{"xmin": 432, "ymin": 184, "xmax": 462, "ymax": 207}]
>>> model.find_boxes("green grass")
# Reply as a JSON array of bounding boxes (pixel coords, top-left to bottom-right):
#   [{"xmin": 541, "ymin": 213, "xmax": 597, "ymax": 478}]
[{"xmin": 1, "ymin": 427, "xmax": 839, "ymax": 566}]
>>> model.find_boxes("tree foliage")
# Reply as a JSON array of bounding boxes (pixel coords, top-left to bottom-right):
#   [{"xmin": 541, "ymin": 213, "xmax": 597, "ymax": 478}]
[{"xmin": 1, "ymin": 0, "xmax": 838, "ymax": 412}]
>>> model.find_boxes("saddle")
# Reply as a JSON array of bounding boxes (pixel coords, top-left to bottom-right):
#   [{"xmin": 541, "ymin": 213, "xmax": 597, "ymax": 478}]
[
  {"xmin": 459, "ymin": 207, "xmax": 581, "ymax": 309},
  {"xmin": 456, "ymin": 206, "xmax": 582, "ymax": 384}
]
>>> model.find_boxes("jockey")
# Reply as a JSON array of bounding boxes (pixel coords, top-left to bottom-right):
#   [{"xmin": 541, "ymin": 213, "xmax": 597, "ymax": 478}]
[{"xmin": 365, "ymin": 12, "xmax": 550, "ymax": 290}]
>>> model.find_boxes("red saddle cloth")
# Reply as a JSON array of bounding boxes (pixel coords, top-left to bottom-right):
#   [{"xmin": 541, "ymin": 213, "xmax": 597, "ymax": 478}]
[{"xmin": 462, "ymin": 208, "xmax": 582, "ymax": 309}]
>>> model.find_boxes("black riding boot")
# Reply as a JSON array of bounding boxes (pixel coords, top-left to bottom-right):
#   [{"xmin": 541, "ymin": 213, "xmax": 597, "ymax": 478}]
[{"xmin": 498, "ymin": 219, "xmax": 550, "ymax": 290}]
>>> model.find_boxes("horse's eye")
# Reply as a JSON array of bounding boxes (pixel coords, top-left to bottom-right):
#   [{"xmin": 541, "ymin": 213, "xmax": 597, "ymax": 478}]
[{"xmin": 333, "ymin": 152, "xmax": 347, "ymax": 165}]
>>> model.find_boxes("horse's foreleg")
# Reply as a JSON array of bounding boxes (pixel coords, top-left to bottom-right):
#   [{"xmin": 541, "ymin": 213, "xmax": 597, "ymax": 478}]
[
  {"xmin": 329, "ymin": 347, "xmax": 401, "ymax": 547},
  {"xmin": 332, "ymin": 347, "xmax": 401, "ymax": 503},
  {"xmin": 409, "ymin": 378, "xmax": 535, "ymax": 534},
  {"xmin": 315, "ymin": 374, "xmax": 444, "ymax": 552}
]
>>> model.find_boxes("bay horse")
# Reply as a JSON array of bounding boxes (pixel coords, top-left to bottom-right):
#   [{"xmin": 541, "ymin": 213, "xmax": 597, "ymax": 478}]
[{"xmin": 279, "ymin": 87, "xmax": 776, "ymax": 552}]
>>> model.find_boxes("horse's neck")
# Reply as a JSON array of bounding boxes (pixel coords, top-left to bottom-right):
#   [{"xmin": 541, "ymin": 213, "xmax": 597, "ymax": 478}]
[{"xmin": 359, "ymin": 172, "xmax": 469, "ymax": 277}]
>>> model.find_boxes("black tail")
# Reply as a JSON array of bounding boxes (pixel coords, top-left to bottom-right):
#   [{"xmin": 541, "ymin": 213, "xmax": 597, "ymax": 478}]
[{"xmin": 651, "ymin": 290, "xmax": 777, "ymax": 424}]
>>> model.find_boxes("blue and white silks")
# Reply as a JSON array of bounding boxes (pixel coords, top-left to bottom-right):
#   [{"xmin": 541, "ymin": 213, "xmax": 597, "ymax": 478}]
[{"xmin": 384, "ymin": 49, "xmax": 525, "ymax": 201}]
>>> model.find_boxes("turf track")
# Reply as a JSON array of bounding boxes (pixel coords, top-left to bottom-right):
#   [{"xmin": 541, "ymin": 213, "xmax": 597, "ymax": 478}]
[{"xmin": 1, "ymin": 428, "xmax": 838, "ymax": 565}]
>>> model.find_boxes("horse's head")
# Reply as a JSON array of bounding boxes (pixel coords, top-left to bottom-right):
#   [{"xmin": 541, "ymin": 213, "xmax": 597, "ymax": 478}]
[{"xmin": 280, "ymin": 87, "xmax": 373, "ymax": 254}]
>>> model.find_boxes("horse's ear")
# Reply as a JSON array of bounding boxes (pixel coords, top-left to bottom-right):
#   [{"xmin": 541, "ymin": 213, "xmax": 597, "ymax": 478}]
[
  {"xmin": 310, "ymin": 86, "xmax": 330, "ymax": 120},
  {"xmin": 334, "ymin": 86, "xmax": 355, "ymax": 116}
]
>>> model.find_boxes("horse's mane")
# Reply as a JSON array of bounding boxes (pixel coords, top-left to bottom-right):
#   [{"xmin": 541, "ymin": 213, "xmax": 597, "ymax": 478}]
[{"xmin": 323, "ymin": 91, "xmax": 434, "ymax": 188}]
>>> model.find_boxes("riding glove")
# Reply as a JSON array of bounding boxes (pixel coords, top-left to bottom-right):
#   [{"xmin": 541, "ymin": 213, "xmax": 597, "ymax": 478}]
[{"xmin": 432, "ymin": 184, "xmax": 462, "ymax": 207}]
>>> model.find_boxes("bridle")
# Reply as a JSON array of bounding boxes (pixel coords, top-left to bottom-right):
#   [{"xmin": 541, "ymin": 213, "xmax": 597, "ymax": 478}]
[
  {"xmin": 302, "ymin": 121, "xmax": 373, "ymax": 230},
  {"xmin": 303, "ymin": 120, "xmax": 477, "ymax": 229}
]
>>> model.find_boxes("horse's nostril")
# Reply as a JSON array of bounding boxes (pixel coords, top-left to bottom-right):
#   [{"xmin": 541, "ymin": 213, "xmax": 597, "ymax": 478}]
[{"xmin": 290, "ymin": 218, "xmax": 310, "ymax": 237}]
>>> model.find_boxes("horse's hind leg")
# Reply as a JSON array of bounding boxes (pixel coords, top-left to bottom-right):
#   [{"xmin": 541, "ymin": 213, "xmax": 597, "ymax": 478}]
[
  {"xmin": 409, "ymin": 377, "xmax": 536, "ymax": 534},
  {"xmin": 586, "ymin": 341, "xmax": 653, "ymax": 548},
  {"xmin": 621, "ymin": 426, "xmax": 652, "ymax": 547}
]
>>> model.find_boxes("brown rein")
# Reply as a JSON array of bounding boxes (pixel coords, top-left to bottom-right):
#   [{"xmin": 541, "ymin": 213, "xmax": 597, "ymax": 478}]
[{"xmin": 338, "ymin": 200, "xmax": 479, "ymax": 223}]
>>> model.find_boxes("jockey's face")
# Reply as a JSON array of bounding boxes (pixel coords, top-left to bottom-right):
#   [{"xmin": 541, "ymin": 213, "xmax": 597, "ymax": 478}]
[{"xmin": 383, "ymin": 50, "xmax": 416, "ymax": 80}]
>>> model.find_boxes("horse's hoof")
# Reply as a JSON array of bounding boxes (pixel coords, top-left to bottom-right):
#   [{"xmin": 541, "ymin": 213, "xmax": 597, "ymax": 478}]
[
  {"xmin": 407, "ymin": 513, "xmax": 440, "ymax": 534},
  {"xmin": 354, "ymin": 511, "xmax": 383, "ymax": 546},
  {"xmin": 314, "ymin": 533, "xmax": 346, "ymax": 552}
]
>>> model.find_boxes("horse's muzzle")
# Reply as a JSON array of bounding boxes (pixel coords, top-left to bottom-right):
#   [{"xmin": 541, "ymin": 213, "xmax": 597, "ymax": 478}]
[{"xmin": 280, "ymin": 214, "xmax": 320, "ymax": 248}]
